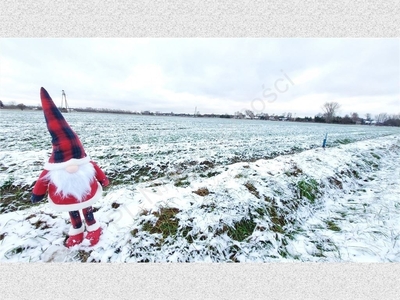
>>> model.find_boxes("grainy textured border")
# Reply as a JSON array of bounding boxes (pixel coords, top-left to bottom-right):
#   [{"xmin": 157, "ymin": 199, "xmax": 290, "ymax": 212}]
[
  {"xmin": 1, "ymin": 0, "xmax": 400, "ymax": 299},
  {"xmin": 1, "ymin": 263, "xmax": 400, "ymax": 299},
  {"xmin": 0, "ymin": 0, "xmax": 399, "ymax": 37}
]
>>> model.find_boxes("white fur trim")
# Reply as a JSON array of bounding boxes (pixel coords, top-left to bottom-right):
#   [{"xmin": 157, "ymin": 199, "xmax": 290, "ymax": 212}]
[
  {"xmin": 68, "ymin": 224, "xmax": 85, "ymax": 235},
  {"xmin": 44, "ymin": 156, "xmax": 91, "ymax": 170},
  {"xmin": 86, "ymin": 222, "xmax": 100, "ymax": 232},
  {"xmin": 45, "ymin": 162, "xmax": 95, "ymax": 201},
  {"xmin": 47, "ymin": 182, "xmax": 103, "ymax": 212}
]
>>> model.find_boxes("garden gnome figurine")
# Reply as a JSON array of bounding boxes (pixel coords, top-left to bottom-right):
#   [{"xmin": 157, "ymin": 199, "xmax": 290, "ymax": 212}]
[{"xmin": 31, "ymin": 87, "xmax": 109, "ymax": 248}]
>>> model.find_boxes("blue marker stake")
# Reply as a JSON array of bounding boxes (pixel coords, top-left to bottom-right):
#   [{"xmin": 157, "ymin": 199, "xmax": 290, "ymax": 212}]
[{"xmin": 322, "ymin": 133, "xmax": 328, "ymax": 149}]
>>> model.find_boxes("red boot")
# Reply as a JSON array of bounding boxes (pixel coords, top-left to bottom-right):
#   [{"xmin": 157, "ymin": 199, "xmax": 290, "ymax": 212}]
[
  {"xmin": 85, "ymin": 223, "xmax": 102, "ymax": 246},
  {"xmin": 65, "ymin": 225, "xmax": 84, "ymax": 248}
]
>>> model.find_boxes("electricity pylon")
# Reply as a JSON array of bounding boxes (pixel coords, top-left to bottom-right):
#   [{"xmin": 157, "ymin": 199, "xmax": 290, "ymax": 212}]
[{"xmin": 61, "ymin": 90, "xmax": 70, "ymax": 112}]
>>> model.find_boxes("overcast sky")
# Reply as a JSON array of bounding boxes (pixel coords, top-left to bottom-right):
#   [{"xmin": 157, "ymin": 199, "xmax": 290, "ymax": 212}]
[{"xmin": 0, "ymin": 38, "xmax": 398, "ymax": 117}]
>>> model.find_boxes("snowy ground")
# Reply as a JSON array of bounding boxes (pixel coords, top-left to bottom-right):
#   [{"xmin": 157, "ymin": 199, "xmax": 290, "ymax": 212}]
[{"xmin": 0, "ymin": 111, "xmax": 399, "ymax": 262}]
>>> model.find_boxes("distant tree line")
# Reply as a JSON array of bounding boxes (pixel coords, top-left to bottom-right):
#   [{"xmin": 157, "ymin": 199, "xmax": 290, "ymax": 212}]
[
  {"xmin": 1, "ymin": 100, "xmax": 398, "ymax": 127},
  {"xmin": 0, "ymin": 101, "xmax": 135, "ymax": 115},
  {"xmin": 0, "ymin": 101, "xmax": 27, "ymax": 110},
  {"xmin": 73, "ymin": 107, "xmax": 135, "ymax": 114},
  {"xmin": 314, "ymin": 102, "xmax": 400, "ymax": 126}
]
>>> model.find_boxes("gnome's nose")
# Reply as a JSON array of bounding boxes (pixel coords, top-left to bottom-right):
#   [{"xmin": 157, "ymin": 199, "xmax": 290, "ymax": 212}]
[{"xmin": 66, "ymin": 165, "xmax": 79, "ymax": 173}]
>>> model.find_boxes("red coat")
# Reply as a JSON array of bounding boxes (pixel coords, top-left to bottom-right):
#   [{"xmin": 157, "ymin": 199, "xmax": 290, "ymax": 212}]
[{"xmin": 31, "ymin": 161, "xmax": 109, "ymax": 212}]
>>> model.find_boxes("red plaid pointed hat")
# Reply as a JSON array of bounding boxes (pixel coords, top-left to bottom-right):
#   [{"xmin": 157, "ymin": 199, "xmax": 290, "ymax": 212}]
[{"xmin": 40, "ymin": 87, "xmax": 89, "ymax": 170}]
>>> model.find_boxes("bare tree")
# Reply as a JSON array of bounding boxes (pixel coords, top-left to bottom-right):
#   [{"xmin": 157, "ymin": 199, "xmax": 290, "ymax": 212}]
[
  {"xmin": 351, "ymin": 112, "xmax": 359, "ymax": 123},
  {"xmin": 17, "ymin": 103, "xmax": 26, "ymax": 110},
  {"xmin": 245, "ymin": 110, "xmax": 255, "ymax": 119},
  {"xmin": 322, "ymin": 102, "xmax": 341, "ymax": 123},
  {"xmin": 365, "ymin": 113, "xmax": 372, "ymax": 121},
  {"xmin": 391, "ymin": 113, "xmax": 400, "ymax": 120},
  {"xmin": 234, "ymin": 111, "xmax": 245, "ymax": 119},
  {"xmin": 375, "ymin": 113, "xmax": 389, "ymax": 124}
]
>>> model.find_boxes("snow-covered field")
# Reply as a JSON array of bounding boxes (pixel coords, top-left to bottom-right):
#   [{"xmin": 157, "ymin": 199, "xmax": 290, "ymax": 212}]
[{"xmin": 1, "ymin": 109, "xmax": 399, "ymax": 262}]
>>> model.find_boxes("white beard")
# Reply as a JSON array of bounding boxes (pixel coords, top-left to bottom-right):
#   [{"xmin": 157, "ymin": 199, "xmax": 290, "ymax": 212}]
[{"xmin": 45, "ymin": 162, "xmax": 96, "ymax": 201}]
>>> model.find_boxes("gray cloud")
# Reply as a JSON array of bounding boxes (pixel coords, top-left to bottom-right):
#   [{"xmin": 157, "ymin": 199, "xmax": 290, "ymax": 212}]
[{"xmin": 0, "ymin": 38, "xmax": 398, "ymax": 116}]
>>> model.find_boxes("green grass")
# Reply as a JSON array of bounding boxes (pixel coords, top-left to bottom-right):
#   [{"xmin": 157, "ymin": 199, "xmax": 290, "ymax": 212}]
[
  {"xmin": 325, "ymin": 220, "xmax": 341, "ymax": 232},
  {"xmin": 351, "ymin": 170, "xmax": 361, "ymax": 179},
  {"xmin": 134, "ymin": 204, "xmax": 260, "ymax": 245},
  {"xmin": 138, "ymin": 207, "xmax": 181, "ymax": 240},
  {"xmin": 174, "ymin": 176, "xmax": 190, "ymax": 187},
  {"xmin": 297, "ymin": 178, "xmax": 319, "ymax": 203},
  {"xmin": 370, "ymin": 152, "xmax": 381, "ymax": 160},
  {"xmin": 206, "ymin": 171, "xmax": 220, "ymax": 178},
  {"xmin": 336, "ymin": 138, "xmax": 352, "ymax": 145},
  {"xmin": 0, "ymin": 177, "xmax": 35, "ymax": 214},
  {"xmin": 4, "ymin": 246, "xmax": 25, "ymax": 259},
  {"xmin": 266, "ymin": 204, "xmax": 286, "ymax": 233},
  {"xmin": 226, "ymin": 218, "xmax": 257, "ymax": 242}
]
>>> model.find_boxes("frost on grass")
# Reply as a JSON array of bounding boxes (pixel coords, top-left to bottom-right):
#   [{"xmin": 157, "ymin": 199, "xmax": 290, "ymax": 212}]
[{"xmin": 1, "ymin": 110, "xmax": 400, "ymax": 262}]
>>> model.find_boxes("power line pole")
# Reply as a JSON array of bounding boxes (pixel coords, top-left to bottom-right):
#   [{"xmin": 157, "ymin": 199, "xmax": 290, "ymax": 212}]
[{"xmin": 61, "ymin": 90, "xmax": 69, "ymax": 112}]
